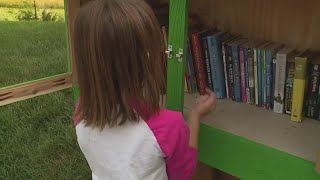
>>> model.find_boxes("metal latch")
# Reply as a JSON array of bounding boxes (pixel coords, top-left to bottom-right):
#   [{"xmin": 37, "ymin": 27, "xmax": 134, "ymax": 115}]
[
  {"xmin": 165, "ymin": 45, "xmax": 173, "ymax": 58},
  {"xmin": 176, "ymin": 48, "xmax": 183, "ymax": 62}
]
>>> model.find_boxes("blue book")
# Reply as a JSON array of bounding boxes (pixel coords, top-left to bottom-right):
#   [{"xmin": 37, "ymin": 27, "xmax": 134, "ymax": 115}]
[
  {"xmin": 232, "ymin": 45, "xmax": 242, "ymax": 102},
  {"xmin": 265, "ymin": 50, "xmax": 272, "ymax": 109},
  {"xmin": 257, "ymin": 49, "xmax": 263, "ymax": 107},
  {"xmin": 244, "ymin": 47, "xmax": 250, "ymax": 103},
  {"xmin": 187, "ymin": 39, "xmax": 197, "ymax": 93},
  {"xmin": 207, "ymin": 32, "xmax": 227, "ymax": 99}
]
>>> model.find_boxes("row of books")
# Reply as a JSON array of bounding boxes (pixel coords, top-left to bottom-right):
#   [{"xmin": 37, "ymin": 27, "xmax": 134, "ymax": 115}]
[{"xmin": 184, "ymin": 29, "xmax": 320, "ymax": 122}]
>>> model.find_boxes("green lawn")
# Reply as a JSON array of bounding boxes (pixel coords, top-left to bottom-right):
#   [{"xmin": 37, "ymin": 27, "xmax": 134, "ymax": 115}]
[
  {"xmin": 0, "ymin": 21, "xmax": 68, "ymax": 87},
  {"xmin": 0, "ymin": 90, "xmax": 91, "ymax": 179}
]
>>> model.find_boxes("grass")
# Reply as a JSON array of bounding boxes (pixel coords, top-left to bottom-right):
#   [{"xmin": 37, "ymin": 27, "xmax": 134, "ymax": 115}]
[
  {"xmin": 0, "ymin": 1, "xmax": 91, "ymax": 177},
  {"xmin": 0, "ymin": 0, "xmax": 64, "ymax": 9},
  {"xmin": 0, "ymin": 89, "xmax": 91, "ymax": 179},
  {"xmin": 0, "ymin": 21, "xmax": 68, "ymax": 87}
]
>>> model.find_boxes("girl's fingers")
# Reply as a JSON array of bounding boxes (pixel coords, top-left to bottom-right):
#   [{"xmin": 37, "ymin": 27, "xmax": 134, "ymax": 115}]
[{"xmin": 205, "ymin": 88, "xmax": 214, "ymax": 96}]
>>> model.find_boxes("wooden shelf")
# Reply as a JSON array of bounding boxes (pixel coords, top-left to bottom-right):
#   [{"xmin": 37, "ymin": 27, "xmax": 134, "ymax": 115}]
[{"xmin": 183, "ymin": 93, "xmax": 320, "ymax": 162}]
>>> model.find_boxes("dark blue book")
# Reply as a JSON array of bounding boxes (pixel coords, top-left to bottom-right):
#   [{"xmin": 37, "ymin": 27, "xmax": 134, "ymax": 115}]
[
  {"xmin": 186, "ymin": 39, "xmax": 197, "ymax": 93},
  {"xmin": 266, "ymin": 49, "xmax": 272, "ymax": 109},
  {"xmin": 232, "ymin": 44, "xmax": 242, "ymax": 102},
  {"xmin": 207, "ymin": 32, "xmax": 230, "ymax": 99},
  {"xmin": 244, "ymin": 47, "xmax": 250, "ymax": 103}
]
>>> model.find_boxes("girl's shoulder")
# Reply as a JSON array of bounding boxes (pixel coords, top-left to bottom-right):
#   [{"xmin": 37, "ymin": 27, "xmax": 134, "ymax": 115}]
[{"xmin": 146, "ymin": 108, "xmax": 186, "ymax": 129}]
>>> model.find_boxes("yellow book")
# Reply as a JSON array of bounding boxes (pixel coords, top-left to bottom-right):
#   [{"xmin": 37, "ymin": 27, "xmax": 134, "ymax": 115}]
[{"xmin": 291, "ymin": 56, "xmax": 308, "ymax": 122}]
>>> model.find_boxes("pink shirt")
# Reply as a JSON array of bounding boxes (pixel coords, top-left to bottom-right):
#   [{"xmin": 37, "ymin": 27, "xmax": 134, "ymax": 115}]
[{"xmin": 73, "ymin": 101, "xmax": 198, "ymax": 180}]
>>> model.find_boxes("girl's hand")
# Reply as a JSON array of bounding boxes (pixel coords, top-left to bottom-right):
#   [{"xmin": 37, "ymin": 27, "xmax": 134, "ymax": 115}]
[{"xmin": 191, "ymin": 88, "xmax": 217, "ymax": 120}]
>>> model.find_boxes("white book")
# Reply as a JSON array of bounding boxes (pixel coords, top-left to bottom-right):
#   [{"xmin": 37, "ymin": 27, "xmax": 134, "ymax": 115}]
[
  {"xmin": 273, "ymin": 47, "xmax": 295, "ymax": 113},
  {"xmin": 222, "ymin": 45, "xmax": 229, "ymax": 98}
]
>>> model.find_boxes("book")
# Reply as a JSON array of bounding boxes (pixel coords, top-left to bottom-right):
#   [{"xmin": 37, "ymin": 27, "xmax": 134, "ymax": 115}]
[
  {"xmin": 222, "ymin": 41, "xmax": 229, "ymax": 98},
  {"xmin": 202, "ymin": 36, "xmax": 214, "ymax": 90},
  {"xmin": 247, "ymin": 45, "xmax": 255, "ymax": 104},
  {"xmin": 257, "ymin": 42, "xmax": 270, "ymax": 107},
  {"xmin": 265, "ymin": 43, "xmax": 283, "ymax": 109},
  {"xmin": 239, "ymin": 46, "xmax": 247, "ymax": 103},
  {"xmin": 306, "ymin": 60, "xmax": 320, "ymax": 119},
  {"xmin": 253, "ymin": 42, "xmax": 265, "ymax": 106},
  {"xmin": 244, "ymin": 45, "xmax": 250, "ymax": 103},
  {"xmin": 227, "ymin": 45, "xmax": 235, "ymax": 100},
  {"xmin": 186, "ymin": 39, "xmax": 197, "ymax": 93},
  {"xmin": 231, "ymin": 38, "xmax": 247, "ymax": 102},
  {"xmin": 273, "ymin": 47, "xmax": 295, "ymax": 113},
  {"xmin": 207, "ymin": 32, "xmax": 231, "ymax": 99},
  {"xmin": 291, "ymin": 53, "xmax": 310, "ymax": 122},
  {"xmin": 222, "ymin": 36, "xmax": 239, "ymax": 99},
  {"xmin": 185, "ymin": 60, "xmax": 191, "ymax": 93},
  {"xmin": 270, "ymin": 58, "xmax": 277, "ymax": 109},
  {"xmin": 190, "ymin": 31, "xmax": 209, "ymax": 95},
  {"xmin": 254, "ymin": 46, "xmax": 259, "ymax": 106},
  {"xmin": 284, "ymin": 55, "xmax": 296, "ymax": 114}
]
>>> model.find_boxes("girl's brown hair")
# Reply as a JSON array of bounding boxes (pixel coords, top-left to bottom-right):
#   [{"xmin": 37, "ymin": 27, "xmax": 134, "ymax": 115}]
[{"xmin": 73, "ymin": 0, "xmax": 166, "ymax": 129}]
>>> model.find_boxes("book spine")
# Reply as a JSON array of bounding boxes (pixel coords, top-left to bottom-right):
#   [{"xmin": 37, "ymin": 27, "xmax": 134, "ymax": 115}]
[
  {"xmin": 265, "ymin": 51, "xmax": 272, "ymax": 109},
  {"xmin": 222, "ymin": 44, "xmax": 230, "ymax": 98},
  {"xmin": 270, "ymin": 58, "xmax": 277, "ymax": 109},
  {"xmin": 239, "ymin": 47, "xmax": 247, "ymax": 103},
  {"xmin": 257, "ymin": 49, "xmax": 262, "ymax": 107},
  {"xmin": 202, "ymin": 37, "xmax": 213, "ymax": 90},
  {"xmin": 254, "ymin": 48, "xmax": 259, "ymax": 106},
  {"xmin": 185, "ymin": 60, "xmax": 191, "ymax": 93},
  {"xmin": 184, "ymin": 77, "xmax": 188, "ymax": 93},
  {"xmin": 227, "ymin": 45, "xmax": 235, "ymax": 100},
  {"xmin": 207, "ymin": 36, "xmax": 219, "ymax": 97},
  {"xmin": 186, "ymin": 40, "xmax": 196, "ymax": 93},
  {"xmin": 273, "ymin": 53, "xmax": 287, "ymax": 113},
  {"xmin": 232, "ymin": 45, "xmax": 242, "ymax": 102},
  {"xmin": 262, "ymin": 50, "xmax": 267, "ymax": 108},
  {"xmin": 248, "ymin": 48, "xmax": 255, "ymax": 104},
  {"xmin": 191, "ymin": 34, "xmax": 208, "ymax": 95},
  {"xmin": 214, "ymin": 38, "xmax": 227, "ymax": 99},
  {"xmin": 291, "ymin": 57, "xmax": 308, "ymax": 122},
  {"xmin": 306, "ymin": 64, "xmax": 320, "ymax": 119},
  {"xmin": 284, "ymin": 61, "xmax": 295, "ymax": 114},
  {"xmin": 244, "ymin": 48, "xmax": 250, "ymax": 103}
]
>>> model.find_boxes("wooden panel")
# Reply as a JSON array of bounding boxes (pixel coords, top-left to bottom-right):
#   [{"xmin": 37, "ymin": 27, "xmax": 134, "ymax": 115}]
[
  {"xmin": 0, "ymin": 74, "xmax": 72, "ymax": 106},
  {"xmin": 189, "ymin": 0, "xmax": 320, "ymax": 51},
  {"xmin": 66, "ymin": 0, "xmax": 80, "ymax": 84},
  {"xmin": 193, "ymin": 162, "xmax": 215, "ymax": 180},
  {"xmin": 166, "ymin": 0, "xmax": 189, "ymax": 111}
]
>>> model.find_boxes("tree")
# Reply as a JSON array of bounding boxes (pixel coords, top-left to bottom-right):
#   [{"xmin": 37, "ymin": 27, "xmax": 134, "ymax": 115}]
[{"xmin": 34, "ymin": 0, "xmax": 38, "ymax": 20}]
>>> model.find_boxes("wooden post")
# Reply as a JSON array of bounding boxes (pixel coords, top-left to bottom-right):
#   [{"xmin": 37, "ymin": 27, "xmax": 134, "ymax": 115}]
[
  {"xmin": 166, "ymin": 0, "xmax": 189, "ymax": 112},
  {"xmin": 65, "ymin": 0, "xmax": 81, "ymax": 84}
]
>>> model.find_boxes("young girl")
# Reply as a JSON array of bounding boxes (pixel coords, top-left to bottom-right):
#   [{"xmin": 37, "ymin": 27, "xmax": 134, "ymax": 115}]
[{"xmin": 72, "ymin": 0, "xmax": 216, "ymax": 179}]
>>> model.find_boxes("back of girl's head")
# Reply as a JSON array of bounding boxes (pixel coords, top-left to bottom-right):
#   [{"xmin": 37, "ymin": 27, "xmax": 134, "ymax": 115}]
[{"xmin": 73, "ymin": 0, "xmax": 166, "ymax": 129}]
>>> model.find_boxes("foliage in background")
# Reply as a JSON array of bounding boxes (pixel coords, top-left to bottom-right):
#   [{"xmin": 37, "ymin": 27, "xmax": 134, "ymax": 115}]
[
  {"xmin": 0, "ymin": 21, "xmax": 68, "ymax": 87},
  {"xmin": 0, "ymin": 90, "xmax": 91, "ymax": 179},
  {"xmin": 0, "ymin": 7, "xmax": 65, "ymax": 21},
  {"xmin": 0, "ymin": 0, "xmax": 64, "ymax": 9},
  {"xmin": 16, "ymin": 8, "xmax": 35, "ymax": 21}
]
